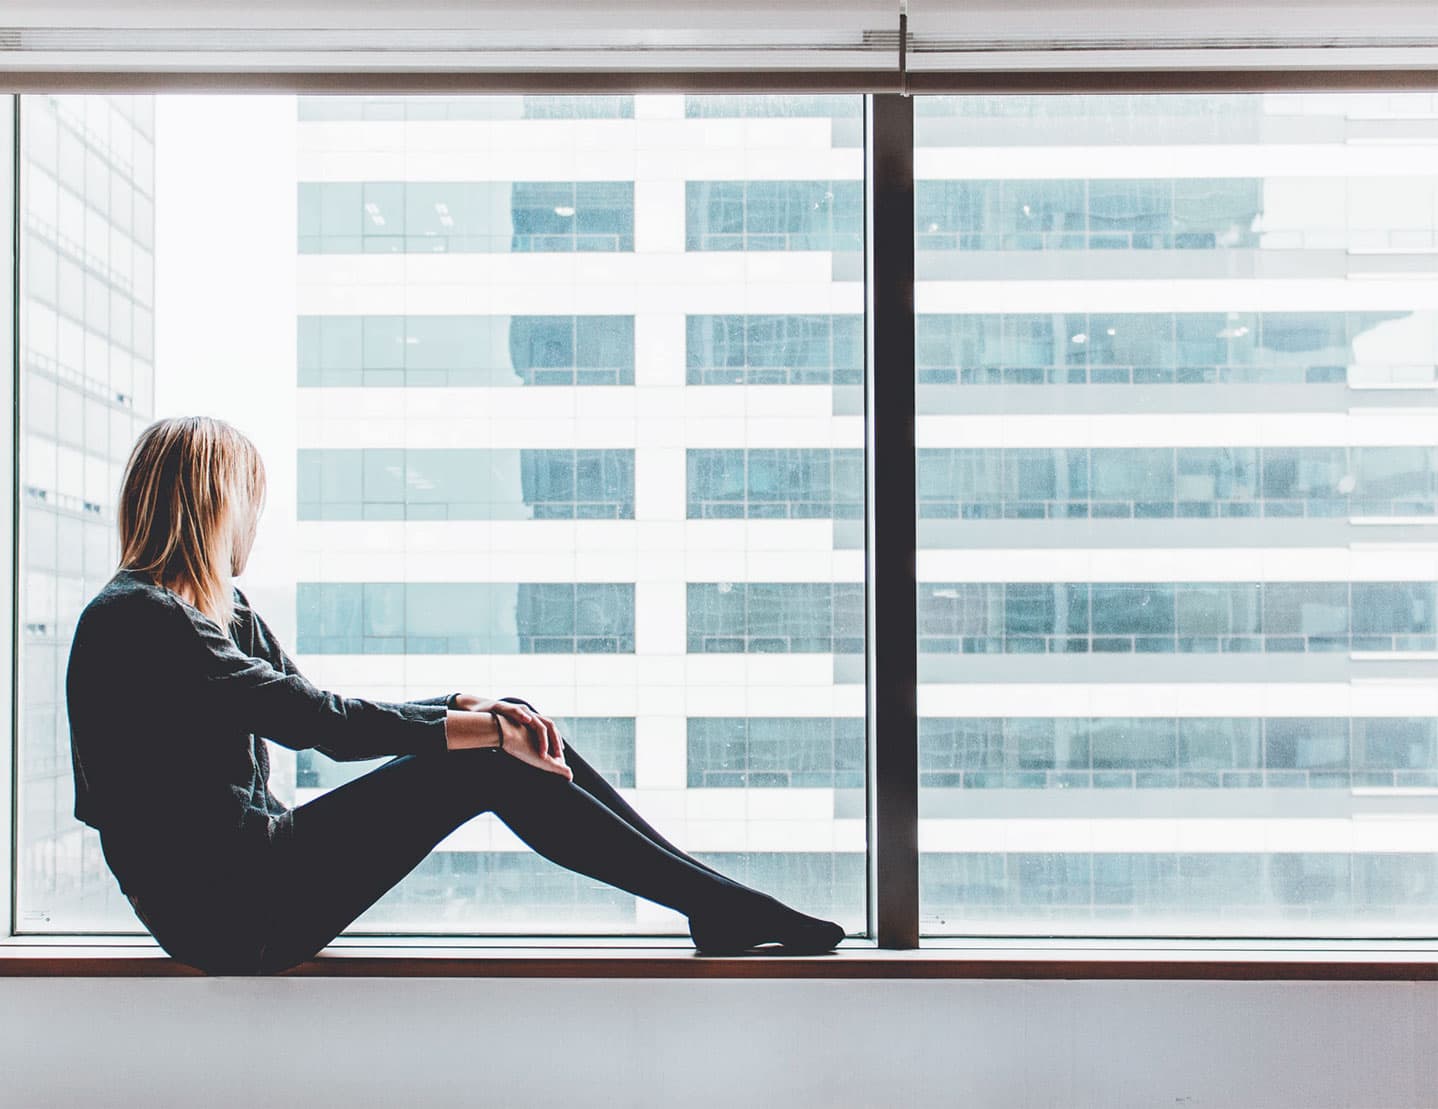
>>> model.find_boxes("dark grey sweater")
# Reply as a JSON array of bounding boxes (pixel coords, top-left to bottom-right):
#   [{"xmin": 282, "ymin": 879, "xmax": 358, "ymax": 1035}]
[{"xmin": 65, "ymin": 568, "xmax": 457, "ymax": 900}]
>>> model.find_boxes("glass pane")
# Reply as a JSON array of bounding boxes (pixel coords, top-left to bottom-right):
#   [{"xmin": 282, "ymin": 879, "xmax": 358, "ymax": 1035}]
[
  {"xmin": 17, "ymin": 93, "xmax": 866, "ymax": 938},
  {"xmin": 0, "ymin": 98, "xmax": 11, "ymax": 936},
  {"xmin": 916, "ymin": 92, "xmax": 1438, "ymax": 938},
  {"xmin": 17, "ymin": 94, "xmax": 156, "ymax": 932}
]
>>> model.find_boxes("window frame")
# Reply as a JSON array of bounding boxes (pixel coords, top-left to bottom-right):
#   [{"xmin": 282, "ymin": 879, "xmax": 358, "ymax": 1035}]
[
  {"xmin": 4, "ymin": 69, "xmax": 1438, "ymax": 971},
  {"xmin": 3, "ymin": 95, "xmax": 16, "ymax": 946}
]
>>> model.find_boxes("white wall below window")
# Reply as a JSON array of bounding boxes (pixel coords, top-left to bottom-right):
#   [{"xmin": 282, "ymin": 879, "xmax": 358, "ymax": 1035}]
[{"xmin": 3, "ymin": 977, "xmax": 1435, "ymax": 1107}]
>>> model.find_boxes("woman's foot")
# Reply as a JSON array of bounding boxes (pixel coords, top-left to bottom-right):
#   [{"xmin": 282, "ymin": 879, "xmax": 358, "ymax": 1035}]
[{"xmin": 688, "ymin": 900, "xmax": 845, "ymax": 955}]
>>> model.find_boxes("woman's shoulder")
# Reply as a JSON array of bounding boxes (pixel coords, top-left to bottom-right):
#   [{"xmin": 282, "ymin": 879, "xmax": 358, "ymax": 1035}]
[
  {"xmin": 80, "ymin": 569, "xmax": 184, "ymax": 625},
  {"xmin": 69, "ymin": 571, "xmax": 190, "ymax": 666},
  {"xmin": 79, "ymin": 571, "xmax": 262, "ymax": 650}
]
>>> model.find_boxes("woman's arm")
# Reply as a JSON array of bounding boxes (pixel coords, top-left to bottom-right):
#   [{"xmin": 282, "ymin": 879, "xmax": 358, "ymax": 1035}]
[
  {"xmin": 233, "ymin": 593, "xmax": 562, "ymax": 769},
  {"xmin": 245, "ymin": 596, "xmax": 464, "ymax": 717},
  {"xmin": 171, "ymin": 593, "xmax": 452, "ymax": 762}
]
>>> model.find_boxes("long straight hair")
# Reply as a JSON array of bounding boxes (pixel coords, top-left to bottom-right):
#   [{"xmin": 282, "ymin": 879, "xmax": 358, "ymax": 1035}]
[{"xmin": 117, "ymin": 417, "xmax": 267, "ymax": 629}]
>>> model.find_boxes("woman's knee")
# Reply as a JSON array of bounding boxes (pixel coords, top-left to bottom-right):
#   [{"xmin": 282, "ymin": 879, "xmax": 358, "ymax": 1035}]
[{"xmin": 498, "ymin": 696, "xmax": 575, "ymax": 757}]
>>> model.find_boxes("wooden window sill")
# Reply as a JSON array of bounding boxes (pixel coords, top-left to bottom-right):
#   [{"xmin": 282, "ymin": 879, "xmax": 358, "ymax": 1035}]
[{"xmin": 5, "ymin": 938, "xmax": 1438, "ymax": 979}]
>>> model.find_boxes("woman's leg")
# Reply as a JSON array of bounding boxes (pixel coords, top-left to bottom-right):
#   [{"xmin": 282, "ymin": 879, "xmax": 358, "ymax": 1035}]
[
  {"xmin": 495, "ymin": 697, "xmax": 730, "ymax": 881},
  {"xmin": 534, "ymin": 727, "xmax": 846, "ymax": 955},
  {"xmin": 253, "ymin": 742, "xmax": 831, "ymax": 972},
  {"xmin": 562, "ymin": 743, "xmax": 730, "ymax": 880}
]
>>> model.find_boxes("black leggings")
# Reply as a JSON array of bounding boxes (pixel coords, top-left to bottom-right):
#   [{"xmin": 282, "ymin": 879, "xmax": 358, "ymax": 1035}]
[{"xmin": 222, "ymin": 698, "xmax": 770, "ymax": 973}]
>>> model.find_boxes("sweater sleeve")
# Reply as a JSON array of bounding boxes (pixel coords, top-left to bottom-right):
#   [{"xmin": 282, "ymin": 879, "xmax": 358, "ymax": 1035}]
[
  {"xmin": 410, "ymin": 693, "xmax": 463, "ymax": 709},
  {"xmin": 170, "ymin": 593, "xmax": 449, "ymax": 762}
]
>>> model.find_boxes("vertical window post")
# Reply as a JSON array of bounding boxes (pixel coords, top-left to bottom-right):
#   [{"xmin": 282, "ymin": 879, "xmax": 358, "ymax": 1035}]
[
  {"xmin": 3, "ymin": 96, "xmax": 16, "ymax": 942},
  {"xmin": 866, "ymin": 93, "xmax": 919, "ymax": 948}
]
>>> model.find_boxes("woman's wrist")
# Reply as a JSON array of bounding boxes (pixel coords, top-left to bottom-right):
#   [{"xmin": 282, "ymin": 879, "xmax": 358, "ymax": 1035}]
[{"xmin": 443, "ymin": 709, "xmax": 505, "ymax": 751}]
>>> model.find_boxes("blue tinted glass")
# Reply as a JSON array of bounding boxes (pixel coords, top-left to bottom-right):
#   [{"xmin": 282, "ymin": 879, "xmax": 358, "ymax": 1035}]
[
  {"xmin": 296, "ymin": 181, "xmax": 634, "ymax": 253},
  {"xmin": 915, "ymin": 179, "xmax": 1265, "ymax": 251},
  {"xmin": 687, "ymin": 181, "xmax": 863, "ymax": 252},
  {"xmin": 299, "ymin": 449, "xmax": 634, "ymax": 520},
  {"xmin": 915, "ymin": 311, "xmax": 1432, "ymax": 385},
  {"xmin": 688, "ymin": 449, "xmax": 862, "ymax": 519},
  {"xmin": 687, "ymin": 583, "xmax": 865, "ymax": 652},
  {"xmin": 297, "ymin": 315, "xmax": 635, "ymax": 386},
  {"xmin": 686, "ymin": 315, "xmax": 863, "ymax": 384},
  {"xmin": 918, "ymin": 582, "xmax": 1434, "ymax": 653},
  {"xmin": 688, "ymin": 717, "xmax": 865, "ymax": 788},
  {"xmin": 297, "ymin": 582, "xmax": 634, "ymax": 653}
]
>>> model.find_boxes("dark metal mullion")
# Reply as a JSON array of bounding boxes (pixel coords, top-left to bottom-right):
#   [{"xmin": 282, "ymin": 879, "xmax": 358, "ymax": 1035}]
[{"xmin": 865, "ymin": 94, "xmax": 918, "ymax": 949}]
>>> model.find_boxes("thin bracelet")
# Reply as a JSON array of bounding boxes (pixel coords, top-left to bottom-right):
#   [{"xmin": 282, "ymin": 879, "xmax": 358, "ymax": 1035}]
[{"xmin": 489, "ymin": 709, "xmax": 506, "ymax": 753}]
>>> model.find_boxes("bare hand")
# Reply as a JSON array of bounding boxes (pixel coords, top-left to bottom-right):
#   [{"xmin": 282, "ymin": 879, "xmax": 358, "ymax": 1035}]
[{"xmin": 455, "ymin": 695, "xmax": 571, "ymax": 780}]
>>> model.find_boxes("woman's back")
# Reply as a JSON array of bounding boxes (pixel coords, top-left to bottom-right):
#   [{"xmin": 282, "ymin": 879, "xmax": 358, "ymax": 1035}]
[{"xmin": 66, "ymin": 569, "xmax": 291, "ymax": 903}]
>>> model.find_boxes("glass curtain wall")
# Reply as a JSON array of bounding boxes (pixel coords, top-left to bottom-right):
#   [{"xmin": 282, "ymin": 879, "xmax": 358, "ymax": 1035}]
[{"xmin": 16, "ymin": 96, "xmax": 156, "ymax": 932}]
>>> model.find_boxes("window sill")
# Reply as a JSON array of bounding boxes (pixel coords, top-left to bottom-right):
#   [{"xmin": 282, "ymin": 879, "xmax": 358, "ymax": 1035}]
[{"xmin": 5, "ymin": 936, "xmax": 1438, "ymax": 979}]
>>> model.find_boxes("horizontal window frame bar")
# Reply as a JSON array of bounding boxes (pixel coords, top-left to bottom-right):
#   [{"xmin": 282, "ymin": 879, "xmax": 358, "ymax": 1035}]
[
  {"xmin": 2, "ymin": 68, "xmax": 1438, "ymax": 95},
  {"xmin": 6, "ymin": 939, "xmax": 1438, "ymax": 980}
]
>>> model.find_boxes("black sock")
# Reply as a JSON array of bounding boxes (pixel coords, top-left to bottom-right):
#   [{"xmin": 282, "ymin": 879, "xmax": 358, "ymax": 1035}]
[{"xmin": 688, "ymin": 893, "xmax": 845, "ymax": 955}]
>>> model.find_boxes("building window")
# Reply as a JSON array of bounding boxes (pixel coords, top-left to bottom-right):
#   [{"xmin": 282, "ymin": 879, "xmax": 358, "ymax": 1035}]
[
  {"xmin": 686, "ymin": 315, "xmax": 863, "ymax": 385},
  {"xmin": 686, "ymin": 181, "xmax": 863, "ymax": 252},
  {"xmin": 917, "ymin": 581, "xmax": 1435, "ymax": 655},
  {"xmin": 688, "ymin": 717, "xmax": 865, "ymax": 788},
  {"xmin": 687, "ymin": 583, "xmax": 866, "ymax": 654},
  {"xmin": 915, "ymin": 446, "xmax": 1437, "ymax": 521},
  {"xmin": 919, "ymin": 717, "xmax": 1438, "ymax": 789},
  {"xmin": 916, "ymin": 311, "xmax": 1431, "ymax": 386},
  {"xmin": 297, "ymin": 583, "xmax": 636, "ymax": 655},
  {"xmin": 916, "ymin": 179, "xmax": 1265, "ymax": 252},
  {"xmin": 297, "ymin": 181, "xmax": 635, "ymax": 253},
  {"xmin": 687, "ymin": 449, "xmax": 864, "ymax": 519},
  {"xmin": 298, "ymin": 449, "xmax": 636, "ymax": 520},
  {"xmin": 298, "ymin": 315, "xmax": 635, "ymax": 387}
]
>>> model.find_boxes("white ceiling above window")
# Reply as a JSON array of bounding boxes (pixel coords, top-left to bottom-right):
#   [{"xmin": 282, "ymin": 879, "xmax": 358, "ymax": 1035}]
[{"xmin": 1, "ymin": 0, "xmax": 1435, "ymax": 77}]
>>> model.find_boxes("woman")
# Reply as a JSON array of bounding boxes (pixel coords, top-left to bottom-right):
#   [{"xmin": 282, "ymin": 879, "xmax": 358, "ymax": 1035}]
[{"xmin": 66, "ymin": 416, "xmax": 844, "ymax": 974}]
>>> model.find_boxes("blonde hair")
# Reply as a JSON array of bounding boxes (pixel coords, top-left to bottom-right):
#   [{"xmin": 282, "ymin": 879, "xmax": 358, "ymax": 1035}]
[{"xmin": 118, "ymin": 416, "xmax": 267, "ymax": 629}]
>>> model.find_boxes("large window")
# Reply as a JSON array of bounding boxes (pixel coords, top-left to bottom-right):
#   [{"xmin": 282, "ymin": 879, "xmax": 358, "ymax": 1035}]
[
  {"xmin": 916, "ymin": 94, "xmax": 1438, "ymax": 938},
  {"xmin": 9, "ymin": 89, "xmax": 1437, "ymax": 946},
  {"xmin": 14, "ymin": 92, "xmax": 866, "ymax": 937}
]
